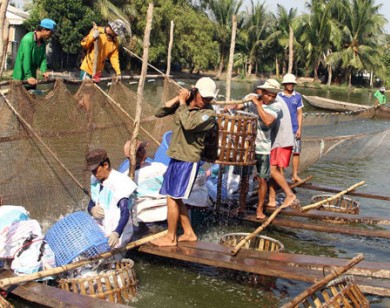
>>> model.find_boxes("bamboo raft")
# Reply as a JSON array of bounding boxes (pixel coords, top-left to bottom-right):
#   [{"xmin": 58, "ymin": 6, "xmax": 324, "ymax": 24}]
[{"xmin": 138, "ymin": 241, "xmax": 390, "ymax": 297}]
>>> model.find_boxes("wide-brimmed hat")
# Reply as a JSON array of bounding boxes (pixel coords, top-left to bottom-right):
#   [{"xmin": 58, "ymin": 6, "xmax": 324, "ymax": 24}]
[
  {"xmin": 380, "ymin": 86, "xmax": 386, "ymax": 92},
  {"xmin": 281, "ymin": 73, "xmax": 297, "ymax": 85},
  {"xmin": 84, "ymin": 148, "xmax": 108, "ymax": 171},
  {"xmin": 108, "ymin": 19, "xmax": 127, "ymax": 38},
  {"xmin": 257, "ymin": 79, "xmax": 282, "ymax": 94},
  {"xmin": 195, "ymin": 77, "xmax": 218, "ymax": 98}
]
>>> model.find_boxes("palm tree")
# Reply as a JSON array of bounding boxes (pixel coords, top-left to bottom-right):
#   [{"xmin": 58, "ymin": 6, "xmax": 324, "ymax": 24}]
[
  {"xmin": 267, "ymin": 4, "xmax": 297, "ymax": 77},
  {"xmin": 239, "ymin": 0, "xmax": 272, "ymax": 77},
  {"xmin": 202, "ymin": 0, "xmax": 244, "ymax": 78},
  {"xmin": 326, "ymin": 0, "xmax": 387, "ymax": 86}
]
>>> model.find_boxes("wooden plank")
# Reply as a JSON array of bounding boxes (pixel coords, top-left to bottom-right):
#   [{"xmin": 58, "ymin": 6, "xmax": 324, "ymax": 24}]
[
  {"xmin": 138, "ymin": 241, "xmax": 390, "ymax": 296},
  {"xmin": 298, "ymin": 182, "xmax": 390, "ymax": 201},
  {"xmin": 0, "ymin": 270, "xmax": 129, "ymax": 308},
  {"xmin": 244, "ymin": 214, "xmax": 390, "ymax": 239},
  {"xmin": 264, "ymin": 207, "xmax": 390, "ymax": 226}
]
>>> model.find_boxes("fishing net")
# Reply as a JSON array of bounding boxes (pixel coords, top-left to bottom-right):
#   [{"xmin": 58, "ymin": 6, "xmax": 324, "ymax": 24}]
[
  {"xmin": 303, "ymin": 108, "xmax": 376, "ymax": 127},
  {"xmin": 2, "ymin": 76, "xmax": 386, "ymax": 225}
]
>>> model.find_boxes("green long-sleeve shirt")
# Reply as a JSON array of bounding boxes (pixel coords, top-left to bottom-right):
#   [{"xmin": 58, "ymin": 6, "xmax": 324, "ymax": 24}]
[
  {"xmin": 155, "ymin": 104, "xmax": 216, "ymax": 162},
  {"xmin": 13, "ymin": 32, "xmax": 47, "ymax": 80},
  {"xmin": 374, "ymin": 90, "xmax": 386, "ymax": 105}
]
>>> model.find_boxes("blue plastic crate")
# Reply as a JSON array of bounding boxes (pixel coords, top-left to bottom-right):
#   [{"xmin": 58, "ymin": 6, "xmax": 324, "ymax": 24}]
[
  {"xmin": 44, "ymin": 211, "xmax": 110, "ymax": 266},
  {"xmin": 153, "ymin": 131, "xmax": 172, "ymax": 166}
]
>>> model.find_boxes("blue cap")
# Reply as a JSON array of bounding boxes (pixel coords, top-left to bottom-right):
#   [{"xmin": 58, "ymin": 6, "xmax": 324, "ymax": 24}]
[{"xmin": 40, "ymin": 18, "xmax": 57, "ymax": 32}]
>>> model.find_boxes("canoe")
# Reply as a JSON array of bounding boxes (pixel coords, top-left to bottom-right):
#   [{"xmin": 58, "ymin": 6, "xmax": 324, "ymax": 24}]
[{"xmin": 303, "ymin": 95, "xmax": 371, "ymax": 112}]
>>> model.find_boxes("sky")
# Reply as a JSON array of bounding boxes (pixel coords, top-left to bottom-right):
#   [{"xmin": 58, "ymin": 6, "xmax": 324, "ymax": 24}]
[
  {"xmin": 10, "ymin": 0, "xmax": 390, "ymax": 33},
  {"xmin": 243, "ymin": 0, "xmax": 390, "ymax": 33}
]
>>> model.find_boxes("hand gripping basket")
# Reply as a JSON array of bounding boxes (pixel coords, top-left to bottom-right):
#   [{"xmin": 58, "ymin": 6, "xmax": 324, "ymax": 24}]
[
  {"xmin": 59, "ymin": 259, "xmax": 137, "ymax": 303},
  {"xmin": 220, "ymin": 232, "xmax": 284, "ymax": 252},
  {"xmin": 44, "ymin": 211, "xmax": 110, "ymax": 266}
]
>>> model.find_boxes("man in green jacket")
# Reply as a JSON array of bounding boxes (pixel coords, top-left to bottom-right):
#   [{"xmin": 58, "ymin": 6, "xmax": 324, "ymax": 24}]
[
  {"xmin": 374, "ymin": 87, "xmax": 387, "ymax": 107},
  {"xmin": 152, "ymin": 77, "xmax": 217, "ymax": 247},
  {"xmin": 13, "ymin": 18, "xmax": 57, "ymax": 87}
]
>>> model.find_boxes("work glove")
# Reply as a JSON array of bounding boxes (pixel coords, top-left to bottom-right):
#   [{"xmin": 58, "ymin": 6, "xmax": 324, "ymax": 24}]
[
  {"xmin": 92, "ymin": 29, "xmax": 100, "ymax": 39},
  {"xmin": 90, "ymin": 205, "xmax": 105, "ymax": 220},
  {"xmin": 108, "ymin": 232, "xmax": 120, "ymax": 247}
]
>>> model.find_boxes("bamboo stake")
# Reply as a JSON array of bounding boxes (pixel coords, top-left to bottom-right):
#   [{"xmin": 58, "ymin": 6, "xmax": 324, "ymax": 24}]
[
  {"xmin": 300, "ymin": 181, "xmax": 365, "ymax": 212},
  {"xmin": 0, "ymin": 93, "xmax": 90, "ymax": 197},
  {"xmin": 93, "ymin": 83, "xmax": 160, "ymax": 146},
  {"xmin": 231, "ymin": 203, "xmax": 290, "ymax": 256},
  {"xmin": 166, "ymin": 21, "xmax": 174, "ymax": 77},
  {"xmin": 129, "ymin": 3, "xmax": 154, "ymax": 181},
  {"xmin": 92, "ymin": 22, "xmax": 99, "ymax": 78},
  {"xmin": 0, "ymin": 230, "xmax": 167, "ymax": 288},
  {"xmin": 281, "ymin": 253, "xmax": 364, "ymax": 308},
  {"xmin": 225, "ymin": 15, "xmax": 237, "ymax": 103}
]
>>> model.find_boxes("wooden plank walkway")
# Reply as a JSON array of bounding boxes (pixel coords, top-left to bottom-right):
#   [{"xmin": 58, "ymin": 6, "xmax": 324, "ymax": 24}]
[
  {"xmin": 0, "ymin": 270, "xmax": 129, "ymax": 308},
  {"xmin": 138, "ymin": 241, "xmax": 390, "ymax": 296},
  {"xmin": 244, "ymin": 213, "xmax": 390, "ymax": 239},
  {"xmin": 264, "ymin": 207, "xmax": 390, "ymax": 226}
]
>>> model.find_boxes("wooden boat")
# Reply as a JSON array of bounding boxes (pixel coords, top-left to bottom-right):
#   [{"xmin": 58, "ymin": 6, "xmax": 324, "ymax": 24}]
[{"xmin": 303, "ymin": 95, "xmax": 371, "ymax": 112}]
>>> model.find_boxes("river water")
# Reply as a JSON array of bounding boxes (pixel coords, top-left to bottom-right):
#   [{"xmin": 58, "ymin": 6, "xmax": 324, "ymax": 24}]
[
  {"xmin": 122, "ymin": 80, "xmax": 390, "ymax": 308},
  {"xmin": 11, "ymin": 79, "xmax": 390, "ymax": 307}
]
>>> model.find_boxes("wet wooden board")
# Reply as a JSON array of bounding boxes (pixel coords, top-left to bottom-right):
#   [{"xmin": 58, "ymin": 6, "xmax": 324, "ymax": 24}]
[
  {"xmin": 297, "ymin": 182, "xmax": 390, "ymax": 201},
  {"xmin": 244, "ymin": 214, "xmax": 390, "ymax": 239},
  {"xmin": 0, "ymin": 270, "xmax": 129, "ymax": 308},
  {"xmin": 138, "ymin": 241, "xmax": 390, "ymax": 296},
  {"xmin": 264, "ymin": 207, "xmax": 390, "ymax": 226}
]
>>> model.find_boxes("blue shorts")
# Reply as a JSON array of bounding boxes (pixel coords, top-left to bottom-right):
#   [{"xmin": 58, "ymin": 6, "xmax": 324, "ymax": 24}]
[
  {"xmin": 159, "ymin": 159, "xmax": 199, "ymax": 199},
  {"xmin": 255, "ymin": 154, "xmax": 270, "ymax": 179},
  {"xmin": 293, "ymin": 138, "xmax": 301, "ymax": 154}
]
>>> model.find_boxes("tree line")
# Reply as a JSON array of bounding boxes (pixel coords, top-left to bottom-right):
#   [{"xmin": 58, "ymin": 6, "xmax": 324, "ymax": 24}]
[{"xmin": 24, "ymin": 0, "xmax": 389, "ymax": 86}]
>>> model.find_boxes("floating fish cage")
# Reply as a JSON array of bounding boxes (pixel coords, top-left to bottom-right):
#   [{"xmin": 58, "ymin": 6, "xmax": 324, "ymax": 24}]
[
  {"xmin": 203, "ymin": 113, "xmax": 258, "ymax": 166},
  {"xmin": 59, "ymin": 259, "xmax": 137, "ymax": 304},
  {"xmin": 220, "ymin": 233, "xmax": 284, "ymax": 252},
  {"xmin": 296, "ymin": 275, "xmax": 369, "ymax": 307},
  {"xmin": 311, "ymin": 194, "xmax": 360, "ymax": 215}
]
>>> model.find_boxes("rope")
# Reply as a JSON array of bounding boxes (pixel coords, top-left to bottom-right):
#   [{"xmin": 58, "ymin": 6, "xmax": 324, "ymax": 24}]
[
  {"xmin": 0, "ymin": 93, "xmax": 91, "ymax": 197},
  {"xmin": 93, "ymin": 82, "xmax": 161, "ymax": 146}
]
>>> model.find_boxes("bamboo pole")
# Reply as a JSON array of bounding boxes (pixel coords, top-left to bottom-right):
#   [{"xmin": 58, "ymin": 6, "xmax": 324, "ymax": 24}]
[
  {"xmin": 231, "ymin": 203, "xmax": 290, "ymax": 256},
  {"xmin": 128, "ymin": 3, "xmax": 154, "ymax": 180},
  {"xmin": 225, "ymin": 15, "xmax": 237, "ymax": 103},
  {"xmin": 92, "ymin": 22, "xmax": 99, "ymax": 78},
  {"xmin": 289, "ymin": 175, "xmax": 313, "ymax": 189},
  {"xmin": 281, "ymin": 253, "xmax": 364, "ymax": 308},
  {"xmin": 0, "ymin": 93, "xmax": 90, "ymax": 197},
  {"xmin": 0, "ymin": 230, "xmax": 167, "ymax": 288},
  {"xmin": 166, "ymin": 21, "xmax": 174, "ymax": 77},
  {"xmin": 300, "ymin": 181, "xmax": 365, "ymax": 212}
]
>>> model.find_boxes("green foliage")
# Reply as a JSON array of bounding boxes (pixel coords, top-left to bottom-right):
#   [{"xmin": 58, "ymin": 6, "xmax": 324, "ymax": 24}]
[{"xmin": 28, "ymin": 0, "xmax": 102, "ymax": 54}]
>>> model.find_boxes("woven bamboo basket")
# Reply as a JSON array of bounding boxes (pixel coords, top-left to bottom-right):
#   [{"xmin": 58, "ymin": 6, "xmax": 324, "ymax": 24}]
[
  {"xmin": 204, "ymin": 113, "xmax": 257, "ymax": 166},
  {"xmin": 298, "ymin": 275, "xmax": 369, "ymax": 307},
  {"xmin": 59, "ymin": 259, "xmax": 137, "ymax": 303},
  {"xmin": 220, "ymin": 233, "xmax": 284, "ymax": 252},
  {"xmin": 311, "ymin": 194, "xmax": 360, "ymax": 215}
]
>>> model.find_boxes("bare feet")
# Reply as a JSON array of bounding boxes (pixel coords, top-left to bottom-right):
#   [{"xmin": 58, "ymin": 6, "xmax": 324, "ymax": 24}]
[
  {"xmin": 292, "ymin": 176, "xmax": 303, "ymax": 183},
  {"xmin": 266, "ymin": 202, "xmax": 277, "ymax": 209},
  {"xmin": 178, "ymin": 233, "xmax": 197, "ymax": 242},
  {"xmin": 151, "ymin": 235, "xmax": 177, "ymax": 247},
  {"xmin": 256, "ymin": 212, "xmax": 266, "ymax": 220},
  {"xmin": 281, "ymin": 194, "xmax": 297, "ymax": 208}
]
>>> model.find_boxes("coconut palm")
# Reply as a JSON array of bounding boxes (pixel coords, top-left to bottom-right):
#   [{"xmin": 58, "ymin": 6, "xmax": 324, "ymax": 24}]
[
  {"xmin": 298, "ymin": 0, "xmax": 341, "ymax": 83},
  {"xmin": 326, "ymin": 0, "xmax": 387, "ymax": 86},
  {"xmin": 202, "ymin": 0, "xmax": 244, "ymax": 78}
]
